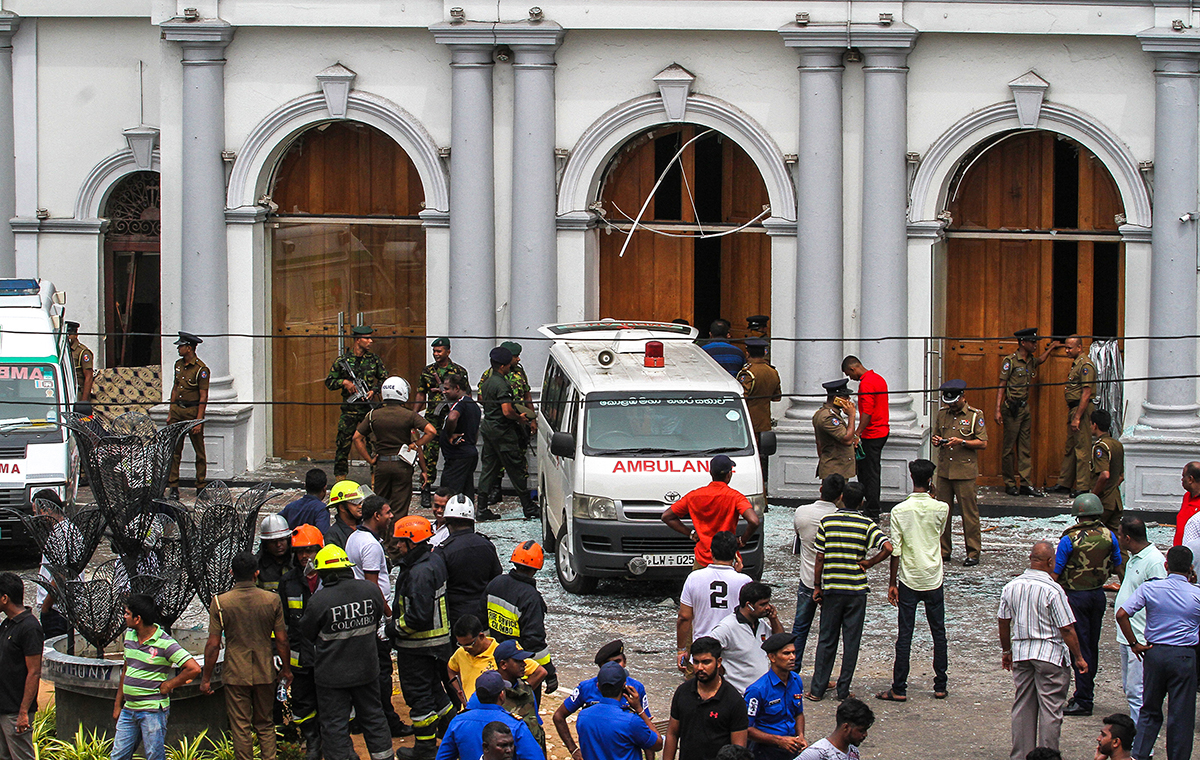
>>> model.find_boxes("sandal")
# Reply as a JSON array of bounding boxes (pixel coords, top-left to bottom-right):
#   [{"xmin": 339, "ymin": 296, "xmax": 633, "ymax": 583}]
[
  {"xmin": 934, "ymin": 690, "xmax": 948, "ymax": 699},
  {"xmin": 804, "ymin": 692, "xmax": 824, "ymax": 702},
  {"xmin": 875, "ymin": 690, "xmax": 907, "ymax": 702}
]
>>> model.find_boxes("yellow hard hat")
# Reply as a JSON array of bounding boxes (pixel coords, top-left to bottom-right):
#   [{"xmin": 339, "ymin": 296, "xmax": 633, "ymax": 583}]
[
  {"xmin": 314, "ymin": 545, "xmax": 353, "ymax": 571},
  {"xmin": 329, "ymin": 480, "xmax": 371, "ymax": 508}
]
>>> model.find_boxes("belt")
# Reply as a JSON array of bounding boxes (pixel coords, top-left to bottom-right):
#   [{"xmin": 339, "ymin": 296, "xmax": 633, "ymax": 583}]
[
  {"xmin": 377, "ymin": 455, "xmax": 409, "ymax": 462},
  {"xmin": 1067, "ymin": 400, "xmax": 1079, "ymax": 409},
  {"xmin": 1006, "ymin": 399, "xmax": 1027, "ymax": 409},
  {"xmin": 175, "ymin": 400, "xmax": 200, "ymax": 408}
]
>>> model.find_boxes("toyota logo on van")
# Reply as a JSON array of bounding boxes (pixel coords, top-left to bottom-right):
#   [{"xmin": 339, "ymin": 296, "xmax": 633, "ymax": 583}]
[{"xmin": 664, "ymin": 491, "xmax": 681, "ymax": 504}]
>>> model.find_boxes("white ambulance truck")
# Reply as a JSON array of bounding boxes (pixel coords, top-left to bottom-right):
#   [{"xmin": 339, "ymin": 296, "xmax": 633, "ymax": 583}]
[
  {"xmin": 0, "ymin": 279, "xmax": 79, "ymax": 549},
  {"xmin": 536, "ymin": 320, "xmax": 774, "ymax": 593}
]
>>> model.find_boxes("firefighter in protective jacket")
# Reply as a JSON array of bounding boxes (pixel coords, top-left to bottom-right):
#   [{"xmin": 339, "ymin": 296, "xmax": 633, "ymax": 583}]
[{"xmin": 484, "ymin": 540, "xmax": 558, "ymax": 694}]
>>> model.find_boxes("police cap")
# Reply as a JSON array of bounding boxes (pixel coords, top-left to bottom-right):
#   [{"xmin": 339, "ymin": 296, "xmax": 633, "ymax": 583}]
[
  {"xmin": 746, "ymin": 315, "xmax": 769, "ymax": 329},
  {"xmin": 65, "ymin": 321, "xmax": 80, "ymax": 333},
  {"xmin": 744, "ymin": 338, "xmax": 768, "ymax": 349},
  {"xmin": 1015, "ymin": 327, "xmax": 1039, "ymax": 340},
  {"xmin": 940, "ymin": 379, "xmax": 967, "ymax": 401},
  {"xmin": 174, "ymin": 331, "xmax": 203, "ymax": 346},
  {"xmin": 823, "ymin": 378, "xmax": 851, "ymax": 397}
]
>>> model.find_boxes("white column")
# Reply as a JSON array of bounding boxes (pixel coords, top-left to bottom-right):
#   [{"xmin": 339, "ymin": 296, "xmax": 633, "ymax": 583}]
[
  {"xmin": 431, "ymin": 23, "xmax": 497, "ymax": 372},
  {"xmin": 161, "ymin": 18, "xmax": 235, "ymax": 401},
  {"xmin": 501, "ymin": 22, "xmax": 564, "ymax": 382},
  {"xmin": 859, "ymin": 27, "xmax": 918, "ymax": 431},
  {"xmin": 0, "ymin": 12, "xmax": 19, "ymax": 278},
  {"xmin": 1124, "ymin": 31, "xmax": 1200, "ymax": 511}
]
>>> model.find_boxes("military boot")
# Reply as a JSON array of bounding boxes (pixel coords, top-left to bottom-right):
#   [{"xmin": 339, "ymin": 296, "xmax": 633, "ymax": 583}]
[
  {"xmin": 520, "ymin": 490, "xmax": 539, "ymax": 520},
  {"xmin": 299, "ymin": 721, "xmax": 322, "ymax": 760},
  {"xmin": 419, "ymin": 483, "xmax": 433, "ymax": 509},
  {"xmin": 395, "ymin": 739, "xmax": 438, "ymax": 760}
]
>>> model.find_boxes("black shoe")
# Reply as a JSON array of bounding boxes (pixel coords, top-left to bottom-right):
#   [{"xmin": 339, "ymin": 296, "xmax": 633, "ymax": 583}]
[
  {"xmin": 420, "ymin": 485, "xmax": 432, "ymax": 510},
  {"xmin": 1063, "ymin": 701, "xmax": 1092, "ymax": 717},
  {"xmin": 391, "ymin": 722, "xmax": 414, "ymax": 738},
  {"xmin": 476, "ymin": 507, "xmax": 502, "ymax": 522},
  {"xmin": 963, "ymin": 556, "xmax": 980, "ymax": 567},
  {"xmin": 942, "ymin": 555, "xmax": 952, "ymax": 562},
  {"xmin": 1005, "ymin": 486, "xmax": 1020, "ymax": 496},
  {"xmin": 1019, "ymin": 486, "xmax": 1045, "ymax": 497},
  {"xmin": 167, "ymin": 487, "xmax": 180, "ymax": 500},
  {"xmin": 1049, "ymin": 484, "xmax": 1072, "ymax": 494}
]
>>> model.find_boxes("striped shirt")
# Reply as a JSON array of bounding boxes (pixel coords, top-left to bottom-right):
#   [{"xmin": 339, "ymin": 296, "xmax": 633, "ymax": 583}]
[
  {"xmin": 997, "ymin": 569, "xmax": 1076, "ymax": 667},
  {"xmin": 814, "ymin": 510, "xmax": 887, "ymax": 595},
  {"xmin": 121, "ymin": 626, "xmax": 195, "ymax": 710}
]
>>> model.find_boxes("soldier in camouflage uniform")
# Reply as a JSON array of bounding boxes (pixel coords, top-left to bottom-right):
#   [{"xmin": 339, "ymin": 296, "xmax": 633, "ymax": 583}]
[
  {"xmin": 324, "ymin": 325, "xmax": 386, "ymax": 478},
  {"xmin": 415, "ymin": 337, "xmax": 470, "ymax": 507},
  {"xmin": 1053, "ymin": 492, "xmax": 1123, "ymax": 717}
]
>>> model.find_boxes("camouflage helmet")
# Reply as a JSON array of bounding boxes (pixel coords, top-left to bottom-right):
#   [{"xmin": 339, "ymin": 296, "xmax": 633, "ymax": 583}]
[{"xmin": 1072, "ymin": 492, "xmax": 1104, "ymax": 518}]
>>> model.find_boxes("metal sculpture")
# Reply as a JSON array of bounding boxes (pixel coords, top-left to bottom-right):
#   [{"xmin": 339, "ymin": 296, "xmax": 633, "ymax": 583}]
[
  {"xmin": 7, "ymin": 498, "xmax": 106, "ymax": 576},
  {"xmin": 38, "ymin": 559, "xmax": 133, "ymax": 657}
]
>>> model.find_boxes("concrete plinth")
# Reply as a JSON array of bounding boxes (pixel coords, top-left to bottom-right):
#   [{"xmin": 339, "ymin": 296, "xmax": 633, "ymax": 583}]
[{"xmin": 150, "ymin": 403, "xmax": 253, "ymax": 481}]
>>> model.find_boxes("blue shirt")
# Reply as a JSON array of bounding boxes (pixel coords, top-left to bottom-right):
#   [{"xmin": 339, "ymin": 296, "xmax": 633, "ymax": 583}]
[
  {"xmin": 576, "ymin": 697, "xmax": 658, "ymax": 760},
  {"xmin": 702, "ymin": 341, "xmax": 747, "ymax": 377},
  {"xmin": 279, "ymin": 494, "xmax": 330, "ymax": 533},
  {"xmin": 744, "ymin": 668, "xmax": 804, "ymax": 737},
  {"xmin": 1053, "ymin": 531, "xmax": 1122, "ymax": 574},
  {"xmin": 1119, "ymin": 573, "xmax": 1200, "ymax": 647},
  {"xmin": 562, "ymin": 675, "xmax": 651, "ymax": 717},
  {"xmin": 434, "ymin": 701, "xmax": 541, "ymax": 760}
]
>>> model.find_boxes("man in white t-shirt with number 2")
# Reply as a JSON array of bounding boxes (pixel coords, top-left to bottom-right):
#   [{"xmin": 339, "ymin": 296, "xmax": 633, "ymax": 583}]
[{"xmin": 676, "ymin": 531, "xmax": 751, "ymax": 671}]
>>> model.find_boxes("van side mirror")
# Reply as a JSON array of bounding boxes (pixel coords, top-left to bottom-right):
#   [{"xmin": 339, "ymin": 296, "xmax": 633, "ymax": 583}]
[
  {"xmin": 551, "ymin": 432, "xmax": 576, "ymax": 459},
  {"xmin": 758, "ymin": 431, "xmax": 777, "ymax": 456}
]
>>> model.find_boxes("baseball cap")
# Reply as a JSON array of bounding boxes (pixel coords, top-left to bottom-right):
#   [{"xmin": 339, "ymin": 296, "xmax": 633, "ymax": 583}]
[
  {"xmin": 475, "ymin": 670, "xmax": 506, "ymax": 701},
  {"xmin": 710, "ymin": 454, "xmax": 735, "ymax": 478},
  {"xmin": 494, "ymin": 639, "xmax": 531, "ymax": 662},
  {"xmin": 597, "ymin": 661, "xmax": 627, "ymax": 688}
]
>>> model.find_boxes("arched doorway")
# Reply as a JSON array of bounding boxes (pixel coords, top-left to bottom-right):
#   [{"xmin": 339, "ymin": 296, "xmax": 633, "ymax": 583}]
[
  {"xmin": 103, "ymin": 171, "xmax": 161, "ymax": 368},
  {"xmin": 943, "ymin": 131, "xmax": 1125, "ymax": 486},
  {"xmin": 596, "ymin": 126, "xmax": 771, "ymax": 338},
  {"xmin": 269, "ymin": 121, "xmax": 426, "ymax": 459}
]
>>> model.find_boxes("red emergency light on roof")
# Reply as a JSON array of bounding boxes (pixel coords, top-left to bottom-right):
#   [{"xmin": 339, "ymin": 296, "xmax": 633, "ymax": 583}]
[{"xmin": 645, "ymin": 340, "xmax": 664, "ymax": 368}]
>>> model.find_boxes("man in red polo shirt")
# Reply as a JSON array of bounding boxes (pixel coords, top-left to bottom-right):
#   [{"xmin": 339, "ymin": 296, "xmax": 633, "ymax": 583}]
[
  {"xmin": 661, "ymin": 455, "xmax": 762, "ymax": 568},
  {"xmin": 843, "ymin": 356, "xmax": 890, "ymax": 520},
  {"xmin": 1174, "ymin": 462, "xmax": 1200, "ymax": 546}
]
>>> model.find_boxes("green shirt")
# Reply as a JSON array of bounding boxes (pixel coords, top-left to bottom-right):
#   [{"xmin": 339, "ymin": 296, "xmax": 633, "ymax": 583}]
[
  {"xmin": 477, "ymin": 365, "xmax": 531, "ymax": 403},
  {"xmin": 814, "ymin": 510, "xmax": 887, "ymax": 595},
  {"xmin": 889, "ymin": 492, "xmax": 949, "ymax": 592},
  {"xmin": 479, "ymin": 371, "xmax": 516, "ymax": 428},
  {"xmin": 121, "ymin": 626, "xmax": 195, "ymax": 710}
]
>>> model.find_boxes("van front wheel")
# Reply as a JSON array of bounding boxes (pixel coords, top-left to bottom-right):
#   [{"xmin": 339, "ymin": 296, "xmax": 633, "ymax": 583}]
[{"xmin": 555, "ymin": 522, "xmax": 598, "ymax": 595}]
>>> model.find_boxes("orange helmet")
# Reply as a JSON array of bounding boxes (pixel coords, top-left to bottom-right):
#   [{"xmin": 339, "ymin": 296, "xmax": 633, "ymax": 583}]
[
  {"xmin": 291, "ymin": 524, "xmax": 325, "ymax": 549},
  {"xmin": 393, "ymin": 515, "xmax": 434, "ymax": 544},
  {"xmin": 511, "ymin": 540, "xmax": 544, "ymax": 570}
]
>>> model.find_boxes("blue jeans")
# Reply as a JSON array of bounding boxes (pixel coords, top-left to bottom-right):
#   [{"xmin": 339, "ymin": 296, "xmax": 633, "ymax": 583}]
[
  {"xmin": 891, "ymin": 582, "xmax": 948, "ymax": 695},
  {"xmin": 1065, "ymin": 588, "xmax": 1104, "ymax": 709},
  {"xmin": 791, "ymin": 580, "xmax": 818, "ymax": 671},
  {"xmin": 1133, "ymin": 644, "xmax": 1197, "ymax": 760},
  {"xmin": 112, "ymin": 707, "xmax": 169, "ymax": 760}
]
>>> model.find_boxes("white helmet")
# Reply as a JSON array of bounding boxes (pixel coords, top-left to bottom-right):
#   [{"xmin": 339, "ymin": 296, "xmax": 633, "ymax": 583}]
[
  {"xmin": 444, "ymin": 494, "xmax": 475, "ymax": 521},
  {"xmin": 259, "ymin": 513, "xmax": 291, "ymax": 541},
  {"xmin": 381, "ymin": 376, "xmax": 410, "ymax": 403}
]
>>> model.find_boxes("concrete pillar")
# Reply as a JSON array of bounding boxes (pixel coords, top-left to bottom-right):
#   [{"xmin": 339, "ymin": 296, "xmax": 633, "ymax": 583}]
[
  {"xmin": 161, "ymin": 18, "xmax": 235, "ymax": 402},
  {"xmin": 0, "ymin": 13, "xmax": 19, "ymax": 279},
  {"xmin": 502, "ymin": 22, "xmax": 565, "ymax": 384},
  {"xmin": 859, "ymin": 27, "xmax": 918, "ymax": 431},
  {"xmin": 1124, "ymin": 30, "xmax": 1200, "ymax": 511},
  {"xmin": 431, "ymin": 23, "xmax": 497, "ymax": 372}
]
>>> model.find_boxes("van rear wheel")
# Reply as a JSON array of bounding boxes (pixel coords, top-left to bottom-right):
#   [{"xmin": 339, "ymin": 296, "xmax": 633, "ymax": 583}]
[{"xmin": 555, "ymin": 522, "xmax": 598, "ymax": 595}]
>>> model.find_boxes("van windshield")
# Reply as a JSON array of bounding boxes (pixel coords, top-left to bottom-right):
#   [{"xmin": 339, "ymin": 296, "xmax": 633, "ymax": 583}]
[
  {"xmin": 0, "ymin": 363, "xmax": 62, "ymax": 433},
  {"xmin": 582, "ymin": 392, "xmax": 754, "ymax": 457}
]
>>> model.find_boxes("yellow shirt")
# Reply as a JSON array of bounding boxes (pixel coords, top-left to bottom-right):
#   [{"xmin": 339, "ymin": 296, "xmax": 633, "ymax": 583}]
[{"xmin": 447, "ymin": 637, "xmax": 539, "ymax": 698}]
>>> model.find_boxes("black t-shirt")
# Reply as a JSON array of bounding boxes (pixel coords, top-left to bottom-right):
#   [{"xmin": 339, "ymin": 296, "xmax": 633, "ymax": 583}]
[
  {"xmin": 0, "ymin": 608, "xmax": 44, "ymax": 714},
  {"xmin": 440, "ymin": 396, "xmax": 481, "ymax": 460},
  {"xmin": 669, "ymin": 676, "xmax": 749, "ymax": 760}
]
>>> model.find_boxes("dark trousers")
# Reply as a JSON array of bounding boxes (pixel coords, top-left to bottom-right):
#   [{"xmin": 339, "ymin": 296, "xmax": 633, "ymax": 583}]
[
  {"xmin": 1133, "ymin": 644, "xmax": 1198, "ymax": 760},
  {"xmin": 40, "ymin": 608, "xmax": 70, "ymax": 639},
  {"xmin": 810, "ymin": 592, "xmax": 867, "ymax": 699},
  {"xmin": 790, "ymin": 580, "xmax": 818, "ymax": 671},
  {"xmin": 289, "ymin": 668, "xmax": 318, "ymax": 725},
  {"xmin": 395, "ymin": 649, "xmax": 452, "ymax": 742},
  {"xmin": 1065, "ymin": 588, "xmax": 1104, "ymax": 709},
  {"xmin": 752, "ymin": 745, "xmax": 795, "ymax": 760},
  {"xmin": 891, "ymin": 582, "xmax": 948, "ymax": 695},
  {"xmin": 316, "ymin": 682, "xmax": 392, "ymax": 760},
  {"xmin": 440, "ymin": 455, "xmax": 477, "ymax": 499},
  {"xmin": 479, "ymin": 429, "xmax": 528, "ymax": 497},
  {"xmin": 377, "ymin": 638, "xmax": 404, "ymax": 734},
  {"xmin": 858, "ymin": 435, "xmax": 887, "ymax": 519}
]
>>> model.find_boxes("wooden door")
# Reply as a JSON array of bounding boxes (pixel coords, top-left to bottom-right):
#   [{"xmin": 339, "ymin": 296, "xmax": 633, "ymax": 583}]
[
  {"xmin": 944, "ymin": 132, "xmax": 1124, "ymax": 487},
  {"xmin": 598, "ymin": 126, "xmax": 770, "ymax": 336},
  {"xmin": 103, "ymin": 171, "xmax": 162, "ymax": 368},
  {"xmin": 270, "ymin": 122, "xmax": 426, "ymax": 460}
]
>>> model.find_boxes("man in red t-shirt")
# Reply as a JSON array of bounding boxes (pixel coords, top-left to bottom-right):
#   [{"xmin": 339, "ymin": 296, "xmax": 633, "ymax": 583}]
[
  {"xmin": 1174, "ymin": 461, "xmax": 1200, "ymax": 546},
  {"xmin": 842, "ymin": 356, "xmax": 889, "ymax": 520},
  {"xmin": 661, "ymin": 455, "xmax": 762, "ymax": 567}
]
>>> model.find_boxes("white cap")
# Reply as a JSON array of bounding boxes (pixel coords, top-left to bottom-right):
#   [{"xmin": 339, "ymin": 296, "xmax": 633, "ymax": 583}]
[
  {"xmin": 444, "ymin": 494, "xmax": 475, "ymax": 521},
  {"xmin": 381, "ymin": 376, "xmax": 410, "ymax": 403}
]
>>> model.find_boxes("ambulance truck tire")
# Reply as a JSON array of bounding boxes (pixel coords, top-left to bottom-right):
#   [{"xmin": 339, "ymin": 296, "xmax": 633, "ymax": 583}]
[{"xmin": 555, "ymin": 523, "xmax": 597, "ymax": 595}]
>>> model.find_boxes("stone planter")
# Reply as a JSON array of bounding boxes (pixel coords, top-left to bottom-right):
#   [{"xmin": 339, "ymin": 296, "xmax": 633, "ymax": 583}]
[{"xmin": 43, "ymin": 630, "xmax": 229, "ymax": 745}]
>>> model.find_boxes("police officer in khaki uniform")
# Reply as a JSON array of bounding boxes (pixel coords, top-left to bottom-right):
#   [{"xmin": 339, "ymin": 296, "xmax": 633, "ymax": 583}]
[
  {"xmin": 739, "ymin": 338, "xmax": 781, "ymax": 491},
  {"xmin": 933, "ymin": 379, "xmax": 988, "ymax": 567},
  {"xmin": 1052, "ymin": 335, "xmax": 1097, "ymax": 496},
  {"xmin": 352, "ymin": 376, "xmax": 436, "ymax": 522},
  {"xmin": 995, "ymin": 327, "xmax": 1054, "ymax": 496},
  {"xmin": 812, "ymin": 378, "xmax": 856, "ymax": 480},
  {"xmin": 1088, "ymin": 408, "xmax": 1124, "ymax": 531},
  {"xmin": 167, "ymin": 331, "xmax": 209, "ymax": 498},
  {"xmin": 65, "ymin": 321, "xmax": 95, "ymax": 406}
]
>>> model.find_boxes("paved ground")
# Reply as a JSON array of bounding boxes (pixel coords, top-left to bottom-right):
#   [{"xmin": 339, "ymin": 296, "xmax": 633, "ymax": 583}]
[{"xmin": 8, "ymin": 474, "xmax": 1190, "ymax": 759}]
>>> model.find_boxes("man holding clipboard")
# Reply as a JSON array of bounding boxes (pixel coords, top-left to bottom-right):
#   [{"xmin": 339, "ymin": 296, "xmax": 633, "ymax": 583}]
[{"xmin": 353, "ymin": 376, "xmax": 436, "ymax": 525}]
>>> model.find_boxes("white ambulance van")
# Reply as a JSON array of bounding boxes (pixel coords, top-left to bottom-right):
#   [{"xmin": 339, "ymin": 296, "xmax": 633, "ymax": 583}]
[
  {"xmin": 0, "ymin": 279, "xmax": 79, "ymax": 549},
  {"xmin": 536, "ymin": 320, "xmax": 774, "ymax": 593}
]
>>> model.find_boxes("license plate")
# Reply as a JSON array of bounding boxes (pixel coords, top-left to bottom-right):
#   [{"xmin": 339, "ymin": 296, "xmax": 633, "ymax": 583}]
[{"xmin": 642, "ymin": 553, "xmax": 693, "ymax": 567}]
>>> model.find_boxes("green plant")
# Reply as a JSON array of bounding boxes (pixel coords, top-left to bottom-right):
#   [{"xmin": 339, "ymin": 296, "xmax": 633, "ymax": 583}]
[
  {"xmin": 44, "ymin": 726, "xmax": 113, "ymax": 760},
  {"xmin": 33, "ymin": 702, "xmax": 57, "ymax": 758},
  {"xmin": 167, "ymin": 729, "xmax": 209, "ymax": 760}
]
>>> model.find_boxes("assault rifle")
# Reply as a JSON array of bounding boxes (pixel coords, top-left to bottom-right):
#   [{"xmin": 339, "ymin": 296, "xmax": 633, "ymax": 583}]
[{"xmin": 339, "ymin": 356, "xmax": 382, "ymax": 409}]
